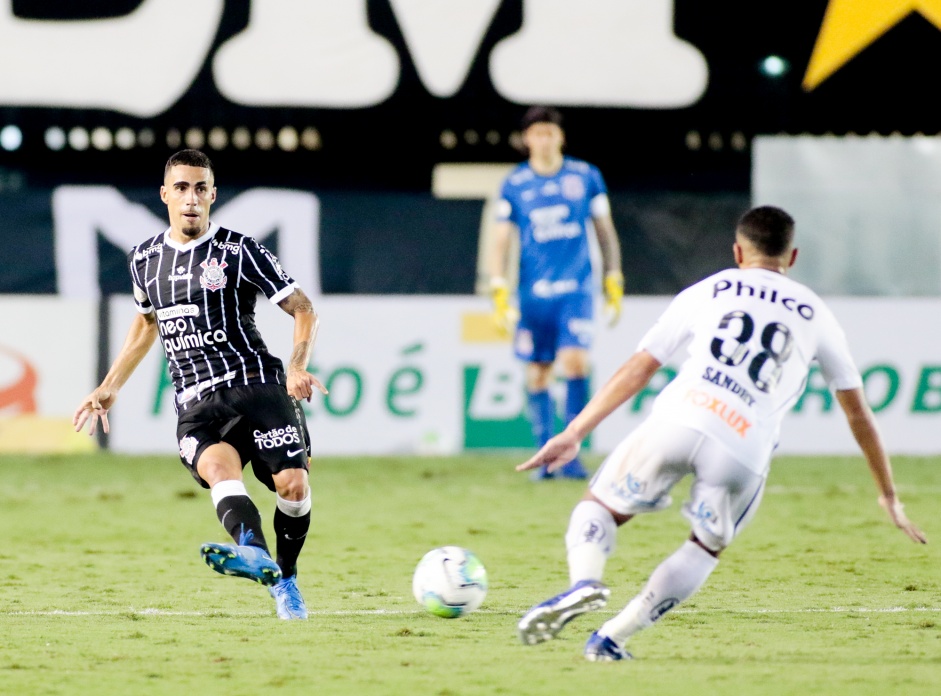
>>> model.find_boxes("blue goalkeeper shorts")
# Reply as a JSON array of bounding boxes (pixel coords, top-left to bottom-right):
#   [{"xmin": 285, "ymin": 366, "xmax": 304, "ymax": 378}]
[{"xmin": 514, "ymin": 293, "xmax": 594, "ymax": 363}]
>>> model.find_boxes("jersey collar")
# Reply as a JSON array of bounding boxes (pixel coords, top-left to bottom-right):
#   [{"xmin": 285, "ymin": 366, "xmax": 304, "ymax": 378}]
[{"xmin": 163, "ymin": 222, "xmax": 218, "ymax": 251}]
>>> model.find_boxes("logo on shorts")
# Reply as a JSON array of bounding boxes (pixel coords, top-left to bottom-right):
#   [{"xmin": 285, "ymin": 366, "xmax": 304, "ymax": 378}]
[
  {"xmin": 692, "ymin": 501, "xmax": 717, "ymax": 525},
  {"xmin": 199, "ymin": 257, "xmax": 228, "ymax": 291},
  {"xmin": 609, "ymin": 473, "xmax": 669, "ymax": 510},
  {"xmin": 515, "ymin": 329, "xmax": 534, "ymax": 358},
  {"xmin": 254, "ymin": 425, "xmax": 301, "ymax": 450},
  {"xmin": 567, "ymin": 318, "xmax": 593, "ymax": 345},
  {"xmin": 179, "ymin": 436, "xmax": 198, "ymax": 464}
]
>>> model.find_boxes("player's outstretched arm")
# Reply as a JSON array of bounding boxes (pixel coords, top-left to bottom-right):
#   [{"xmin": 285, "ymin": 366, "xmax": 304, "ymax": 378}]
[
  {"xmin": 517, "ymin": 351, "xmax": 661, "ymax": 473},
  {"xmin": 835, "ymin": 388, "xmax": 927, "ymax": 544},
  {"xmin": 73, "ymin": 312, "xmax": 159, "ymax": 436},
  {"xmin": 278, "ymin": 288, "xmax": 328, "ymax": 402}
]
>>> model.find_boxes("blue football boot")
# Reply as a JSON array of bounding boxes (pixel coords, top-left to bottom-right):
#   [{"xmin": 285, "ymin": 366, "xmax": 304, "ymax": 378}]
[
  {"xmin": 199, "ymin": 542, "xmax": 282, "ymax": 587},
  {"xmin": 517, "ymin": 579, "xmax": 610, "ymax": 645},
  {"xmin": 558, "ymin": 458, "xmax": 589, "ymax": 480},
  {"xmin": 529, "ymin": 465, "xmax": 557, "ymax": 482},
  {"xmin": 584, "ymin": 631, "xmax": 632, "ymax": 662},
  {"xmin": 269, "ymin": 575, "xmax": 308, "ymax": 620}
]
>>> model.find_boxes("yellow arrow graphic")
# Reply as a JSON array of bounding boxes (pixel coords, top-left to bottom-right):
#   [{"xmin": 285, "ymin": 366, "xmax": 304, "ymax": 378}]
[{"xmin": 804, "ymin": 0, "xmax": 941, "ymax": 90}]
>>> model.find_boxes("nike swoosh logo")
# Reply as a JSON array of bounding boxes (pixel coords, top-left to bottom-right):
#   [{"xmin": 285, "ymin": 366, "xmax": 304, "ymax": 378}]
[{"xmin": 286, "ymin": 449, "xmax": 304, "ymax": 457}]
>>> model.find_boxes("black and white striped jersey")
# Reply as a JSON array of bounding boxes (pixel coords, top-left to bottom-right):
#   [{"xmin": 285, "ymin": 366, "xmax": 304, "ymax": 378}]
[{"xmin": 127, "ymin": 223, "xmax": 297, "ymax": 406}]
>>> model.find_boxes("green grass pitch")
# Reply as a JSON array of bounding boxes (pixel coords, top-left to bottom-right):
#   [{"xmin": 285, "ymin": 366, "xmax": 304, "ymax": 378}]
[{"xmin": 1, "ymin": 452, "xmax": 939, "ymax": 695}]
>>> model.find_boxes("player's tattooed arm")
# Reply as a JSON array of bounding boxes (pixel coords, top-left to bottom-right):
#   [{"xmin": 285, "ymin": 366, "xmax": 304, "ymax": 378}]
[
  {"xmin": 278, "ymin": 288, "xmax": 327, "ymax": 401},
  {"xmin": 278, "ymin": 288, "xmax": 315, "ymax": 317},
  {"xmin": 288, "ymin": 340, "xmax": 312, "ymax": 374}
]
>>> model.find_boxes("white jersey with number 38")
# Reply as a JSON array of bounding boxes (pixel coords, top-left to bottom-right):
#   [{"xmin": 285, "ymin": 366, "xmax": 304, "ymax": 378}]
[{"xmin": 638, "ymin": 268, "xmax": 862, "ymax": 473}]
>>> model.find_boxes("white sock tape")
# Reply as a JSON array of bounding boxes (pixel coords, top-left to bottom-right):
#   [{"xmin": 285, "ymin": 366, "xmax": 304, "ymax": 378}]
[
  {"xmin": 210, "ymin": 479, "xmax": 249, "ymax": 508},
  {"xmin": 276, "ymin": 489, "xmax": 312, "ymax": 517}
]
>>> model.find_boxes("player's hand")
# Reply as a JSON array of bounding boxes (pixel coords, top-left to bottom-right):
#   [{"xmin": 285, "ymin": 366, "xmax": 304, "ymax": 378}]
[
  {"xmin": 287, "ymin": 369, "xmax": 328, "ymax": 403},
  {"xmin": 490, "ymin": 277, "xmax": 519, "ymax": 338},
  {"xmin": 72, "ymin": 387, "xmax": 117, "ymax": 436},
  {"xmin": 879, "ymin": 494, "xmax": 927, "ymax": 544},
  {"xmin": 603, "ymin": 271, "xmax": 624, "ymax": 327},
  {"xmin": 516, "ymin": 430, "xmax": 582, "ymax": 474}
]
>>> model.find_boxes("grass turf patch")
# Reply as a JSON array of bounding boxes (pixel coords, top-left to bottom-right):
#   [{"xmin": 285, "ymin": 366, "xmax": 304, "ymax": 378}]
[{"xmin": 0, "ymin": 453, "xmax": 939, "ymax": 695}]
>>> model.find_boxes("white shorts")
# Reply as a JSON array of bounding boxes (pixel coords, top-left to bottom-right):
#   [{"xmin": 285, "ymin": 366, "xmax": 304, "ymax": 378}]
[{"xmin": 589, "ymin": 417, "xmax": 767, "ymax": 552}]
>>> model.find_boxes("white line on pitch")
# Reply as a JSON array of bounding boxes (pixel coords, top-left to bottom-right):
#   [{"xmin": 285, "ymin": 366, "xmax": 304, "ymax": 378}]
[{"xmin": 3, "ymin": 606, "xmax": 939, "ymax": 618}]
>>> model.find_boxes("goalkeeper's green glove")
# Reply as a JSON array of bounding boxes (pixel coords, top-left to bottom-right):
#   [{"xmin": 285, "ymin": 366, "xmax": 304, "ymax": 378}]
[
  {"xmin": 603, "ymin": 271, "xmax": 624, "ymax": 327},
  {"xmin": 490, "ymin": 277, "xmax": 519, "ymax": 337}
]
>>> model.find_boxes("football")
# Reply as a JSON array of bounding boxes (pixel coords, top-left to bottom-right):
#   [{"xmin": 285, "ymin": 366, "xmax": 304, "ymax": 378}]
[{"xmin": 412, "ymin": 546, "xmax": 488, "ymax": 618}]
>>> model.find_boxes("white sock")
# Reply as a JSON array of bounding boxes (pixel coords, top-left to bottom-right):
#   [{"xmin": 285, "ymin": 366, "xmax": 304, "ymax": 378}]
[
  {"xmin": 210, "ymin": 479, "xmax": 249, "ymax": 508},
  {"xmin": 565, "ymin": 500, "xmax": 617, "ymax": 584},
  {"xmin": 599, "ymin": 539, "xmax": 719, "ymax": 644},
  {"xmin": 276, "ymin": 488, "xmax": 312, "ymax": 517}
]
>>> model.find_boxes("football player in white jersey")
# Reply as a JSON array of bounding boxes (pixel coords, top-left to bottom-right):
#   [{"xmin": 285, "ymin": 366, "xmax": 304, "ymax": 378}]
[{"xmin": 515, "ymin": 205, "xmax": 926, "ymax": 661}]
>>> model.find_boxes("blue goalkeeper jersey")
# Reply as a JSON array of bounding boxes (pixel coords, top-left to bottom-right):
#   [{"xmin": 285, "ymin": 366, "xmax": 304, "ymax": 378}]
[{"xmin": 496, "ymin": 157, "xmax": 609, "ymax": 299}]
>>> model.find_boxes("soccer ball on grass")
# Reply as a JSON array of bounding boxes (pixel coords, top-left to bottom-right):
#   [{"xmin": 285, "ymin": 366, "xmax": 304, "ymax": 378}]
[{"xmin": 412, "ymin": 546, "xmax": 488, "ymax": 618}]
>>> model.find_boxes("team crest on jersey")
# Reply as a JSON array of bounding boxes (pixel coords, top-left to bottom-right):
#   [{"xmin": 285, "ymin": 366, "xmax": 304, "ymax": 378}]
[
  {"xmin": 561, "ymin": 175, "xmax": 585, "ymax": 200},
  {"xmin": 199, "ymin": 257, "xmax": 228, "ymax": 291}
]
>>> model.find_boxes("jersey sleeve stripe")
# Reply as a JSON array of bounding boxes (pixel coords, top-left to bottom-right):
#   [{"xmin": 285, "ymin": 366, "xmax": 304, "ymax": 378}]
[
  {"xmin": 269, "ymin": 282, "xmax": 298, "ymax": 305},
  {"xmin": 243, "ymin": 242, "xmax": 284, "ymax": 294}
]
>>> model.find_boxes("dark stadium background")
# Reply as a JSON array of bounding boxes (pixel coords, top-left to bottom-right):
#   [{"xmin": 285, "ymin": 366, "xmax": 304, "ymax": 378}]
[{"xmin": 2, "ymin": 1, "xmax": 940, "ymax": 293}]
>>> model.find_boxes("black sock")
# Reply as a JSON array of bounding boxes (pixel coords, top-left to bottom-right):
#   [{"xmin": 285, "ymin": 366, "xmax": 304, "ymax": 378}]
[
  {"xmin": 215, "ymin": 495, "xmax": 269, "ymax": 552},
  {"xmin": 274, "ymin": 508, "xmax": 310, "ymax": 578}
]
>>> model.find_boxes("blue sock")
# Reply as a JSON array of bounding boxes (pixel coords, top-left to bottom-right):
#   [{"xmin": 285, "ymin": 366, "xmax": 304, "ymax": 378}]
[
  {"xmin": 560, "ymin": 378, "xmax": 589, "ymax": 478},
  {"xmin": 566, "ymin": 377, "xmax": 589, "ymax": 427},
  {"xmin": 526, "ymin": 390, "xmax": 554, "ymax": 449}
]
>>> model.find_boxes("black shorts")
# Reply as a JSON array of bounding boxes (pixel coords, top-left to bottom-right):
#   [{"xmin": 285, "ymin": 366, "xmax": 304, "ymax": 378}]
[{"xmin": 176, "ymin": 383, "xmax": 311, "ymax": 491}]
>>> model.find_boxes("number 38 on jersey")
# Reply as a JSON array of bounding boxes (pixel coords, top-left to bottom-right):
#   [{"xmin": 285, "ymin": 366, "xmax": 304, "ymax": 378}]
[{"xmin": 710, "ymin": 310, "xmax": 794, "ymax": 395}]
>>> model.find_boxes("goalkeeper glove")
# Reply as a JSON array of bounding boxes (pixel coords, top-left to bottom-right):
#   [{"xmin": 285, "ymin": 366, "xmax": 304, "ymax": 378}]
[
  {"xmin": 603, "ymin": 271, "xmax": 624, "ymax": 327},
  {"xmin": 490, "ymin": 277, "xmax": 519, "ymax": 337}
]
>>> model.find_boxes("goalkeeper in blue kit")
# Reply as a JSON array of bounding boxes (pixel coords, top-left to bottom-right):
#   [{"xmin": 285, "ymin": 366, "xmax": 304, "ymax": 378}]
[{"xmin": 488, "ymin": 106, "xmax": 624, "ymax": 480}]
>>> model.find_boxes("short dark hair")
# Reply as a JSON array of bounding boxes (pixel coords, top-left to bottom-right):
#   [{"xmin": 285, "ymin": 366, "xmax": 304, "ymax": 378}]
[
  {"xmin": 521, "ymin": 105, "xmax": 563, "ymax": 131},
  {"xmin": 736, "ymin": 206, "xmax": 795, "ymax": 257},
  {"xmin": 164, "ymin": 149, "xmax": 214, "ymax": 179}
]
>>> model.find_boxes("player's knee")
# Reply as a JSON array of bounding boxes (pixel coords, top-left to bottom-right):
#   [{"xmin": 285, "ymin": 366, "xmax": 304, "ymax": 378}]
[
  {"xmin": 273, "ymin": 469, "xmax": 308, "ymax": 501},
  {"xmin": 195, "ymin": 444, "xmax": 243, "ymax": 487},
  {"xmin": 525, "ymin": 362, "xmax": 553, "ymax": 391},
  {"xmin": 558, "ymin": 349, "xmax": 590, "ymax": 378}
]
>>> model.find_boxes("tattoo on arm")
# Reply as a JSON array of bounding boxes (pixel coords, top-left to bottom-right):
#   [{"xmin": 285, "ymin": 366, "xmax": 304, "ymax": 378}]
[
  {"xmin": 289, "ymin": 340, "xmax": 311, "ymax": 373},
  {"xmin": 278, "ymin": 289, "xmax": 314, "ymax": 316}
]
